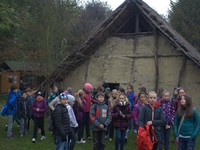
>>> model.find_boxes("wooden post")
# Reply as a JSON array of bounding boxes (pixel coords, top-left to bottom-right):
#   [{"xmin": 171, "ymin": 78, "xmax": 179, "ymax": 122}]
[
  {"xmin": 153, "ymin": 28, "xmax": 159, "ymax": 92},
  {"xmin": 178, "ymin": 56, "xmax": 186, "ymax": 87},
  {"xmin": 84, "ymin": 60, "xmax": 90, "ymax": 83}
]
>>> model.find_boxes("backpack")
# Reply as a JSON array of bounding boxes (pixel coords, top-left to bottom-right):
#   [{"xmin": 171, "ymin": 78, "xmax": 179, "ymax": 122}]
[{"xmin": 137, "ymin": 125, "xmax": 157, "ymax": 150}]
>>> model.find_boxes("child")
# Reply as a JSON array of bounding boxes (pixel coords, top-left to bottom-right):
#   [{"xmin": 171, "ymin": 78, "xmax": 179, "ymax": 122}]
[
  {"xmin": 112, "ymin": 93, "xmax": 132, "ymax": 150},
  {"xmin": 174, "ymin": 95, "xmax": 200, "ymax": 150},
  {"xmin": 108, "ymin": 89, "xmax": 118, "ymax": 141},
  {"xmin": 18, "ymin": 92, "xmax": 29, "ymax": 137},
  {"xmin": 1, "ymin": 86, "xmax": 18, "ymax": 139},
  {"xmin": 90, "ymin": 92, "xmax": 111, "ymax": 150},
  {"xmin": 138, "ymin": 91, "xmax": 165, "ymax": 150},
  {"xmin": 126, "ymin": 85, "xmax": 137, "ymax": 134},
  {"xmin": 83, "ymin": 83, "xmax": 93, "ymax": 139},
  {"xmin": 31, "ymin": 91, "xmax": 46, "ymax": 143},
  {"xmin": 74, "ymin": 90, "xmax": 86, "ymax": 144},
  {"xmin": 26, "ymin": 88, "xmax": 35, "ymax": 132},
  {"xmin": 174, "ymin": 88, "xmax": 186, "ymax": 112},
  {"xmin": 53, "ymin": 93, "xmax": 70, "ymax": 150},
  {"xmin": 133, "ymin": 91, "xmax": 147, "ymax": 131},
  {"xmin": 171, "ymin": 87, "xmax": 180, "ymax": 104},
  {"xmin": 66, "ymin": 94, "xmax": 78, "ymax": 150},
  {"xmin": 160, "ymin": 90, "xmax": 175, "ymax": 150}
]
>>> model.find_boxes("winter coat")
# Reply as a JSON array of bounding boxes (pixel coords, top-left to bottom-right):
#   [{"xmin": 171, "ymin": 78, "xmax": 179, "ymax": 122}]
[
  {"xmin": 138, "ymin": 102, "xmax": 165, "ymax": 143},
  {"xmin": 27, "ymin": 95, "xmax": 35, "ymax": 117},
  {"xmin": 32, "ymin": 98, "xmax": 46, "ymax": 117},
  {"xmin": 90, "ymin": 102, "xmax": 111, "ymax": 131},
  {"xmin": 127, "ymin": 91, "xmax": 136, "ymax": 110},
  {"xmin": 53, "ymin": 103, "xmax": 70, "ymax": 137},
  {"xmin": 18, "ymin": 98, "xmax": 29, "ymax": 118},
  {"xmin": 84, "ymin": 91, "xmax": 92, "ymax": 112},
  {"xmin": 66, "ymin": 104, "xmax": 78, "ymax": 128},
  {"xmin": 174, "ymin": 108, "xmax": 200, "ymax": 139},
  {"xmin": 1, "ymin": 91, "xmax": 17, "ymax": 116},
  {"xmin": 112, "ymin": 101, "xmax": 132, "ymax": 130},
  {"xmin": 74, "ymin": 99, "xmax": 85, "ymax": 121},
  {"xmin": 160, "ymin": 99, "xmax": 175, "ymax": 125},
  {"xmin": 134, "ymin": 100, "xmax": 145, "ymax": 125}
]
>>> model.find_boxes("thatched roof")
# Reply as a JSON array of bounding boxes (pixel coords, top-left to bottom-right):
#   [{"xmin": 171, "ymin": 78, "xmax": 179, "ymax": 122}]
[
  {"xmin": 2, "ymin": 61, "xmax": 38, "ymax": 72},
  {"xmin": 42, "ymin": 0, "xmax": 200, "ymax": 88}
]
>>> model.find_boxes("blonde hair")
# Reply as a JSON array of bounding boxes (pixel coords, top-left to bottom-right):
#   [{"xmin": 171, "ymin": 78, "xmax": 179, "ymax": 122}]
[
  {"xmin": 148, "ymin": 91, "xmax": 157, "ymax": 96},
  {"xmin": 75, "ymin": 90, "xmax": 84, "ymax": 106}
]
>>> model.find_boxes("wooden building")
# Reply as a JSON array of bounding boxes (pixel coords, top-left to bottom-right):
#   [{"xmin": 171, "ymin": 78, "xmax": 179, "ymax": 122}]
[
  {"xmin": 42, "ymin": 0, "xmax": 200, "ymax": 107},
  {"xmin": 0, "ymin": 61, "xmax": 42, "ymax": 93}
]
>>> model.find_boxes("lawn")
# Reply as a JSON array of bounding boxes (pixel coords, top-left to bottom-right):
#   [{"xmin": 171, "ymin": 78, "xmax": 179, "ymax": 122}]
[{"xmin": 0, "ymin": 94, "xmax": 199, "ymax": 150}]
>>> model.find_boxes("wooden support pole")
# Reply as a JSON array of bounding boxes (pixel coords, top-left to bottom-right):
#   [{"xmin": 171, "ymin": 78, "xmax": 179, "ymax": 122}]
[
  {"xmin": 154, "ymin": 28, "xmax": 159, "ymax": 92},
  {"xmin": 178, "ymin": 56, "xmax": 186, "ymax": 87},
  {"xmin": 84, "ymin": 60, "xmax": 90, "ymax": 83}
]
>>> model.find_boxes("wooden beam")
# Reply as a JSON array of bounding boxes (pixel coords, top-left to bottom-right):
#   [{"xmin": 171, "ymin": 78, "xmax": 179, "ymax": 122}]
[
  {"xmin": 154, "ymin": 28, "xmax": 159, "ymax": 92},
  {"xmin": 126, "ymin": 54, "xmax": 183, "ymax": 58},
  {"xmin": 84, "ymin": 60, "xmax": 90, "ymax": 83},
  {"xmin": 135, "ymin": 14, "xmax": 139, "ymax": 33},
  {"xmin": 178, "ymin": 56, "xmax": 186, "ymax": 87}
]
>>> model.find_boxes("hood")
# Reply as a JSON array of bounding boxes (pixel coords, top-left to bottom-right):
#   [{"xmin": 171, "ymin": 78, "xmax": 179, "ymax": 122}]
[{"xmin": 148, "ymin": 101, "xmax": 160, "ymax": 109}]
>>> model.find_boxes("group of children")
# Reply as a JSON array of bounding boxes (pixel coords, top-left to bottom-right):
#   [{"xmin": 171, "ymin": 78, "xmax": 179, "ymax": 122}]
[{"xmin": 1, "ymin": 83, "xmax": 200, "ymax": 150}]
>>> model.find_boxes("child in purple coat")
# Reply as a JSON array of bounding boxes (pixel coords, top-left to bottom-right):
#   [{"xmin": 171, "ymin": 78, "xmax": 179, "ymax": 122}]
[
  {"xmin": 160, "ymin": 90, "xmax": 175, "ymax": 150},
  {"xmin": 31, "ymin": 91, "xmax": 46, "ymax": 143},
  {"xmin": 133, "ymin": 92, "xmax": 147, "ymax": 130}
]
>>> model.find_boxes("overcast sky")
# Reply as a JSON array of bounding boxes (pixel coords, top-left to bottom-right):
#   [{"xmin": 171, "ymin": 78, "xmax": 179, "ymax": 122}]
[{"xmin": 81, "ymin": 0, "xmax": 175, "ymax": 15}]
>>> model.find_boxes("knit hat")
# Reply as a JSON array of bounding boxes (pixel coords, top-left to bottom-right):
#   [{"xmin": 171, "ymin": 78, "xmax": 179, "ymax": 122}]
[
  {"xmin": 36, "ymin": 91, "xmax": 43, "ymax": 97},
  {"xmin": 67, "ymin": 94, "xmax": 75, "ymax": 103},
  {"xmin": 84, "ymin": 83, "xmax": 93, "ymax": 91},
  {"xmin": 59, "ymin": 92, "xmax": 67, "ymax": 100}
]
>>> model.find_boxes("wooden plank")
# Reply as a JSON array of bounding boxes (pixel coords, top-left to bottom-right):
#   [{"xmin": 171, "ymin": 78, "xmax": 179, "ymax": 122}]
[
  {"xmin": 178, "ymin": 56, "xmax": 186, "ymax": 87},
  {"xmin": 154, "ymin": 28, "xmax": 159, "ymax": 92},
  {"xmin": 84, "ymin": 60, "xmax": 90, "ymax": 83}
]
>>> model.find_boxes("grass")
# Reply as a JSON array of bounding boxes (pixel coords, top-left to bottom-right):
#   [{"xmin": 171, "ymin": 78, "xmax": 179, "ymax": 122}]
[{"xmin": 0, "ymin": 94, "xmax": 199, "ymax": 150}]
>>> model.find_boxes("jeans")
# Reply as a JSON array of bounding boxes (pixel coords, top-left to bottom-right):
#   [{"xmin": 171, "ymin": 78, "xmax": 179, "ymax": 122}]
[
  {"xmin": 83, "ymin": 112, "xmax": 90, "ymax": 138},
  {"xmin": 160, "ymin": 126, "xmax": 171, "ymax": 150},
  {"xmin": 77, "ymin": 120, "xmax": 84, "ymax": 141},
  {"xmin": 55, "ymin": 135, "xmax": 68, "ymax": 150},
  {"xmin": 33, "ymin": 116, "xmax": 45, "ymax": 139},
  {"xmin": 108, "ymin": 121, "xmax": 114, "ymax": 139},
  {"xmin": 115, "ymin": 128, "xmax": 126, "ymax": 150},
  {"xmin": 93, "ymin": 131, "xmax": 105, "ymax": 150},
  {"xmin": 20, "ymin": 118, "xmax": 27, "ymax": 134},
  {"xmin": 69, "ymin": 127, "xmax": 77, "ymax": 150},
  {"xmin": 178, "ymin": 137, "xmax": 196, "ymax": 150},
  {"xmin": 7, "ymin": 115, "xmax": 13, "ymax": 137}
]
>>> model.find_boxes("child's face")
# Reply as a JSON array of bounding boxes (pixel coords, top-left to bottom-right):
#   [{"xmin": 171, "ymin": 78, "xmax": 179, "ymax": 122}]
[
  {"xmin": 148, "ymin": 93, "xmax": 157, "ymax": 105},
  {"xmin": 112, "ymin": 92, "xmax": 118, "ymax": 98},
  {"xmin": 127, "ymin": 86, "xmax": 132, "ymax": 93},
  {"xmin": 119, "ymin": 95, "xmax": 126, "ymax": 102},
  {"xmin": 69, "ymin": 101, "xmax": 75, "ymax": 106},
  {"xmin": 139, "ymin": 94, "xmax": 146, "ymax": 103},
  {"xmin": 26, "ymin": 91, "xmax": 32, "ymax": 96},
  {"xmin": 61, "ymin": 98, "xmax": 68, "ymax": 105},
  {"xmin": 179, "ymin": 89, "xmax": 186, "ymax": 97},
  {"xmin": 22, "ymin": 93, "xmax": 27, "ymax": 99},
  {"xmin": 97, "ymin": 95, "xmax": 104, "ymax": 103},
  {"xmin": 163, "ymin": 93, "xmax": 170, "ymax": 100},
  {"xmin": 173, "ymin": 89, "xmax": 178, "ymax": 95},
  {"xmin": 180, "ymin": 96, "xmax": 186, "ymax": 106}
]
